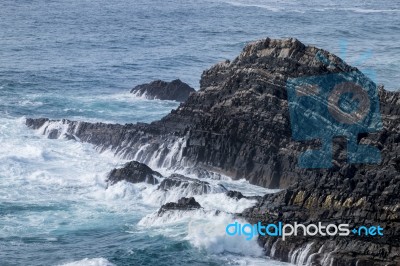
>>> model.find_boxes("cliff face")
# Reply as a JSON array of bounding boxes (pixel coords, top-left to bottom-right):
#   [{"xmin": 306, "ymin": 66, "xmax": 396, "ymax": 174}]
[
  {"xmin": 237, "ymin": 86, "xmax": 400, "ymax": 264},
  {"xmin": 26, "ymin": 38, "xmax": 399, "ymax": 189}
]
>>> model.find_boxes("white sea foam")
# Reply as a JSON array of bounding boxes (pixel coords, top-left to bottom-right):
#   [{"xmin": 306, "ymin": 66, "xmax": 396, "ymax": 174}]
[
  {"xmin": 59, "ymin": 258, "xmax": 115, "ymax": 266},
  {"xmin": 337, "ymin": 8, "xmax": 400, "ymax": 13},
  {"xmin": 130, "ymin": 89, "xmax": 149, "ymax": 99},
  {"xmin": 218, "ymin": 0, "xmax": 284, "ymax": 12},
  {"xmin": 220, "ymin": 255, "xmax": 293, "ymax": 266},
  {"xmin": 216, "ymin": 0, "xmax": 400, "ymax": 15},
  {"xmin": 195, "ymin": 193, "xmax": 257, "ymax": 213},
  {"xmin": 186, "ymin": 214, "xmax": 263, "ymax": 256},
  {"xmin": 138, "ymin": 208, "xmax": 212, "ymax": 227},
  {"xmin": 138, "ymin": 208, "xmax": 264, "ymax": 257},
  {"xmin": 37, "ymin": 119, "xmax": 71, "ymax": 139},
  {"xmin": 18, "ymin": 100, "xmax": 44, "ymax": 107},
  {"xmin": 290, "ymin": 242, "xmax": 314, "ymax": 265},
  {"xmin": 1, "ymin": 116, "xmax": 281, "ymax": 264}
]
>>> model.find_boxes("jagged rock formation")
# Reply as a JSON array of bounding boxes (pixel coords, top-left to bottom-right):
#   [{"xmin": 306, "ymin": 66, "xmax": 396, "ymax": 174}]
[
  {"xmin": 27, "ymin": 38, "xmax": 399, "ymax": 189},
  {"xmin": 240, "ymin": 162, "xmax": 400, "ymax": 265},
  {"xmin": 157, "ymin": 174, "xmax": 227, "ymax": 195},
  {"xmin": 238, "ymin": 86, "xmax": 400, "ymax": 264},
  {"xmin": 107, "ymin": 161, "xmax": 162, "ymax": 185},
  {"xmin": 130, "ymin": 79, "xmax": 195, "ymax": 102},
  {"xmin": 25, "ymin": 38, "xmax": 400, "ymax": 265},
  {"xmin": 158, "ymin": 197, "xmax": 201, "ymax": 214}
]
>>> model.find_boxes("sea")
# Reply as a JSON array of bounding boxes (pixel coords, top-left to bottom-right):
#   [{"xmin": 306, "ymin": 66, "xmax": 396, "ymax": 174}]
[{"xmin": 0, "ymin": 0, "xmax": 399, "ymax": 265}]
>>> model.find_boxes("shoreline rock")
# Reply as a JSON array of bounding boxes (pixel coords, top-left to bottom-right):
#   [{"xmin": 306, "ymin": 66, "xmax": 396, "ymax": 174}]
[
  {"xmin": 158, "ymin": 197, "xmax": 202, "ymax": 214},
  {"xmin": 157, "ymin": 173, "xmax": 227, "ymax": 195},
  {"xmin": 25, "ymin": 37, "xmax": 400, "ymax": 265},
  {"xmin": 107, "ymin": 161, "xmax": 162, "ymax": 185},
  {"xmin": 130, "ymin": 79, "xmax": 195, "ymax": 102},
  {"xmin": 26, "ymin": 38, "xmax": 399, "ymax": 189}
]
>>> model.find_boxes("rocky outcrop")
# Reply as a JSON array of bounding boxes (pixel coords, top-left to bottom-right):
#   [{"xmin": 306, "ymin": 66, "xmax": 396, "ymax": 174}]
[
  {"xmin": 158, "ymin": 197, "xmax": 201, "ymax": 214},
  {"xmin": 225, "ymin": 190, "xmax": 262, "ymax": 202},
  {"xmin": 130, "ymin": 79, "xmax": 195, "ymax": 102},
  {"xmin": 25, "ymin": 37, "xmax": 400, "ymax": 265},
  {"xmin": 240, "ymin": 101, "xmax": 400, "ymax": 265},
  {"xmin": 107, "ymin": 161, "xmax": 162, "ymax": 185},
  {"xmin": 240, "ymin": 162, "xmax": 400, "ymax": 265},
  {"xmin": 27, "ymin": 38, "xmax": 399, "ymax": 189},
  {"xmin": 157, "ymin": 174, "xmax": 227, "ymax": 195}
]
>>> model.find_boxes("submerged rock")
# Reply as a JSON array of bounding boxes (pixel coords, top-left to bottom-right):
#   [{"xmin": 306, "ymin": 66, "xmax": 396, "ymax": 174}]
[
  {"xmin": 130, "ymin": 79, "xmax": 195, "ymax": 102},
  {"xmin": 158, "ymin": 197, "xmax": 201, "ymax": 214},
  {"xmin": 107, "ymin": 161, "xmax": 162, "ymax": 185}
]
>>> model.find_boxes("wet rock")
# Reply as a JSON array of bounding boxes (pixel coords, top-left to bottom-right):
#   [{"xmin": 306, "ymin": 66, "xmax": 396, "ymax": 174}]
[
  {"xmin": 226, "ymin": 190, "xmax": 245, "ymax": 200},
  {"xmin": 130, "ymin": 79, "xmax": 195, "ymax": 102},
  {"xmin": 107, "ymin": 161, "xmax": 162, "ymax": 185},
  {"xmin": 241, "ymin": 169, "xmax": 400, "ymax": 265},
  {"xmin": 157, "ymin": 174, "xmax": 227, "ymax": 194},
  {"xmin": 26, "ymin": 38, "xmax": 399, "ymax": 190},
  {"xmin": 158, "ymin": 197, "xmax": 201, "ymax": 214}
]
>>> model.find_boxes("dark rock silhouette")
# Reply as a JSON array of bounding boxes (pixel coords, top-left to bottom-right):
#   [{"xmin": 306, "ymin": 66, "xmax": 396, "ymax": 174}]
[
  {"xmin": 130, "ymin": 79, "xmax": 195, "ymax": 102},
  {"xmin": 28, "ymin": 38, "xmax": 396, "ymax": 189},
  {"xmin": 107, "ymin": 161, "xmax": 162, "ymax": 185},
  {"xmin": 158, "ymin": 197, "xmax": 201, "ymax": 214},
  {"xmin": 226, "ymin": 190, "xmax": 244, "ymax": 200}
]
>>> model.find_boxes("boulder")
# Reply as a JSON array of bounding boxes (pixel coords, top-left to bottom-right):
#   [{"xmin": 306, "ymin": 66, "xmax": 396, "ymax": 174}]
[
  {"xmin": 226, "ymin": 190, "xmax": 245, "ymax": 200},
  {"xmin": 107, "ymin": 161, "xmax": 162, "ymax": 185},
  {"xmin": 130, "ymin": 79, "xmax": 195, "ymax": 102},
  {"xmin": 158, "ymin": 197, "xmax": 201, "ymax": 214}
]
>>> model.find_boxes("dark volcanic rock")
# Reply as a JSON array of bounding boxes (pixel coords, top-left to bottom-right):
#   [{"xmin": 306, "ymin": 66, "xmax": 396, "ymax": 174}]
[
  {"xmin": 107, "ymin": 161, "xmax": 162, "ymax": 185},
  {"xmin": 26, "ymin": 38, "xmax": 400, "ymax": 189},
  {"xmin": 226, "ymin": 190, "xmax": 262, "ymax": 202},
  {"xmin": 130, "ymin": 79, "xmax": 195, "ymax": 102},
  {"xmin": 26, "ymin": 38, "xmax": 400, "ymax": 265},
  {"xmin": 241, "ymin": 163, "xmax": 400, "ymax": 265},
  {"xmin": 158, "ymin": 197, "xmax": 201, "ymax": 214},
  {"xmin": 157, "ymin": 174, "xmax": 227, "ymax": 195},
  {"xmin": 226, "ymin": 190, "xmax": 245, "ymax": 200},
  {"xmin": 25, "ymin": 38, "xmax": 368, "ymax": 188}
]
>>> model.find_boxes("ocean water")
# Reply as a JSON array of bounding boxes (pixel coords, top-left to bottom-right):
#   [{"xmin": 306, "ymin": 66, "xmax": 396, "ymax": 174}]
[{"xmin": 0, "ymin": 0, "xmax": 398, "ymax": 265}]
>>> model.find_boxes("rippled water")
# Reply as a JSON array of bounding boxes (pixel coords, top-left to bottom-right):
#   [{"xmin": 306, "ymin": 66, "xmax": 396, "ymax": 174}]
[{"xmin": 0, "ymin": 0, "xmax": 398, "ymax": 265}]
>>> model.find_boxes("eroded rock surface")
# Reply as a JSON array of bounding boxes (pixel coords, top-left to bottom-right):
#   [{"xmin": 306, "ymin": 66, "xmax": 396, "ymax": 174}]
[
  {"xmin": 157, "ymin": 174, "xmax": 227, "ymax": 195},
  {"xmin": 158, "ymin": 197, "xmax": 202, "ymax": 214},
  {"xmin": 130, "ymin": 79, "xmax": 195, "ymax": 102},
  {"xmin": 107, "ymin": 161, "xmax": 162, "ymax": 185},
  {"xmin": 27, "ymin": 38, "xmax": 399, "ymax": 189}
]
